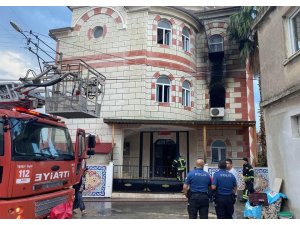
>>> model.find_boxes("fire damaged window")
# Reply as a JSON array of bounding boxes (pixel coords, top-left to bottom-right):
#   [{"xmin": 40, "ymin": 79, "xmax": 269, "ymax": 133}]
[
  {"xmin": 182, "ymin": 80, "xmax": 191, "ymax": 107},
  {"xmin": 156, "ymin": 75, "xmax": 170, "ymax": 103},
  {"xmin": 0, "ymin": 120, "xmax": 3, "ymax": 156},
  {"xmin": 211, "ymin": 140, "xmax": 226, "ymax": 163},
  {"xmin": 182, "ymin": 27, "xmax": 190, "ymax": 52},
  {"xmin": 209, "ymin": 81, "xmax": 225, "ymax": 108},
  {"xmin": 208, "ymin": 35, "xmax": 224, "ymax": 53},
  {"xmin": 157, "ymin": 20, "xmax": 172, "ymax": 45}
]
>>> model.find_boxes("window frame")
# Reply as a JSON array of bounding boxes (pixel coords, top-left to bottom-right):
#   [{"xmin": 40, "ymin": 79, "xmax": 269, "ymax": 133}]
[
  {"xmin": 208, "ymin": 34, "xmax": 224, "ymax": 53},
  {"xmin": 211, "ymin": 140, "xmax": 226, "ymax": 164},
  {"xmin": 288, "ymin": 8, "xmax": 300, "ymax": 54},
  {"xmin": 156, "ymin": 75, "xmax": 171, "ymax": 103},
  {"xmin": 157, "ymin": 20, "xmax": 172, "ymax": 46},
  {"xmin": 182, "ymin": 27, "xmax": 190, "ymax": 52},
  {"xmin": 77, "ymin": 132, "xmax": 85, "ymax": 157},
  {"xmin": 182, "ymin": 80, "xmax": 191, "ymax": 107},
  {"xmin": 93, "ymin": 26, "xmax": 104, "ymax": 39}
]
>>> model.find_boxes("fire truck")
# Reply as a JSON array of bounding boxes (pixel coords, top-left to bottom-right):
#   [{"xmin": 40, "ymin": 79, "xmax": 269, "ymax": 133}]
[{"xmin": 0, "ymin": 58, "xmax": 105, "ymax": 218}]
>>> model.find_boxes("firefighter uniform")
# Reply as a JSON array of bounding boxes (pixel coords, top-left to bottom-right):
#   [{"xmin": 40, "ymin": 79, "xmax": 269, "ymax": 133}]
[
  {"xmin": 172, "ymin": 156, "xmax": 186, "ymax": 181},
  {"xmin": 212, "ymin": 169, "xmax": 237, "ymax": 219},
  {"xmin": 242, "ymin": 162, "xmax": 255, "ymax": 201},
  {"xmin": 184, "ymin": 168, "xmax": 211, "ymax": 219}
]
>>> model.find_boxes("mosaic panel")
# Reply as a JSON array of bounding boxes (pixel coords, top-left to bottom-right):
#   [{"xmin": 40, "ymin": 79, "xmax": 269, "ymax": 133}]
[
  {"xmin": 207, "ymin": 167, "xmax": 269, "ymax": 191},
  {"xmin": 83, "ymin": 165, "xmax": 106, "ymax": 197}
]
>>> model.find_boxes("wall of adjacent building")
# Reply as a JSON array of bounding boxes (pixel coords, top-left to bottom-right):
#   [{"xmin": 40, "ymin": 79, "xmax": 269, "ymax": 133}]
[{"xmin": 257, "ymin": 6, "xmax": 300, "ymax": 218}]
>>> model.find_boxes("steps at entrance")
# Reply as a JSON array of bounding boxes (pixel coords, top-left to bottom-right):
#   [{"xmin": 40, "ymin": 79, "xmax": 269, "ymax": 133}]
[{"xmin": 111, "ymin": 192, "xmax": 186, "ymax": 201}]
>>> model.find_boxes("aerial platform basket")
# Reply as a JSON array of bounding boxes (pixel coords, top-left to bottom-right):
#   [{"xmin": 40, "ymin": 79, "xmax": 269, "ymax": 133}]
[{"xmin": 44, "ymin": 59, "xmax": 106, "ymax": 119}]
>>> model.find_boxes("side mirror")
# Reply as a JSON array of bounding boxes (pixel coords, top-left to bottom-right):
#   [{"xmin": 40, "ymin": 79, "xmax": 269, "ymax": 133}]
[
  {"xmin": 87, "ymin": 134, "xmax": 96, "ymax": 148},
  {"xmin": 87, "ymin": 149, "xmax": 95, "ymax": 156}
]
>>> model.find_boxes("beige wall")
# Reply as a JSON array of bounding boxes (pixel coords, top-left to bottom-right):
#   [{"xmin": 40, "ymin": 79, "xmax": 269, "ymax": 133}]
[
  {"xmin": 258, "ymin": 7, "xmax": 300, "ymax": 101},
  {"xmin": 257, "ymin": 6, "xmax": 300, "ymax": 218}
]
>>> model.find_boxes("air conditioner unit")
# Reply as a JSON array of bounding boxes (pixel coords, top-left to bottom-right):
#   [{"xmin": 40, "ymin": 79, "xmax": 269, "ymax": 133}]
[{"xmin": 210, "ymin": 107, "xmax": 225, "ymax": 117}]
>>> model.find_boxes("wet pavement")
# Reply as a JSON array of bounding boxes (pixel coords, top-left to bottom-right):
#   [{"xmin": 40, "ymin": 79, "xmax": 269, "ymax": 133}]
[{"xmin": 73, "ymin": 198, "xmax": 245, "ymax": 219}]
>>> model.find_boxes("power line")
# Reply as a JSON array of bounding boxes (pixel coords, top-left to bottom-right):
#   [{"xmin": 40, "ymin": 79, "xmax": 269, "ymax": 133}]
[{"xmin": 23, "ymin": 31, "xmax": 259, "ymax": 81}]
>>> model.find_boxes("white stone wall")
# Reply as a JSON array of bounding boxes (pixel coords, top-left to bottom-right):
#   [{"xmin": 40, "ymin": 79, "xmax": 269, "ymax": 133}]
[
  {"xmin": 264, "ymin": 93, "xmax": 300, "ymax": 218},
  {"xmin": 55, "ymin": 6, "xmax": 251, "ymax": 171}
]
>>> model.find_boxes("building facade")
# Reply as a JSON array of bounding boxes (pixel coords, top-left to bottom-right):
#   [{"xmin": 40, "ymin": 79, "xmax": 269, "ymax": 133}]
[
  {"xmin": 50, "ymin": 6, "xmax": 256, "ymax": 190},
  {"xmin": 253, "ymin": 6, "xmax": 300, "ymax": 218}
]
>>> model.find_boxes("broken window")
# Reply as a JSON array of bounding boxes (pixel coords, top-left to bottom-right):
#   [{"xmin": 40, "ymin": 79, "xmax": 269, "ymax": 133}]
[
  {"xmin": 182, "ymin": 80, "xmax": 191, "ymax": 107},
  {"xmin": 209, "ymin": 81, "xmax": 225, "ymax": 108},
  {"xmin": 208, "ymin": 35, "xmax": 224, "ymax": 53},
  {"xmin": 156, "ymin": 75, "xmax": 170, "ymax": 103},
  {"xmin": 182, "ymin": 27, "xmax": 190, "ymax": 52},
  {"xmin": 211, "ymin": 140, "xmax": 226, "ymax": 163},
  {"xmin": 157, "ymin": 20, "xmax": 171, "ymax": 45}
]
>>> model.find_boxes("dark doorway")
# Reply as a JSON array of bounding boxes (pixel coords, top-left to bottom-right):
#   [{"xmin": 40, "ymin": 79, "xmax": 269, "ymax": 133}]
[{"xmin": 154, "ymin": 139, "xmax": 177, "ymax": 178}]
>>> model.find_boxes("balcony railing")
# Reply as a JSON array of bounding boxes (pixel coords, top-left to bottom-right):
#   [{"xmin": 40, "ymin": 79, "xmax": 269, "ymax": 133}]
[{"xmin": 113, "ymin": 165, "xmax": 178, "ymax": 180}]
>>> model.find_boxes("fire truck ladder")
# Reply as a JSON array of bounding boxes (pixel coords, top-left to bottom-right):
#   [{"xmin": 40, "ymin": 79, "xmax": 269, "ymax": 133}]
[{"xmin": 0, "ymin": 59, "xmax": 106, "ymax": 118}]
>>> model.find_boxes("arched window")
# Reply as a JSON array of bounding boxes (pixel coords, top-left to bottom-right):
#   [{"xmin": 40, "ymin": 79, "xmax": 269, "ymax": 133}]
[
  {"xmin": 156, "ymin": 75, "xmax": 170, "ymax": 103},
  {"xmin": 208, "ymin": 35, "xmax": 224, "ymax": 53},
  {"xmin": 211, "ymin": 140, "xmax": 226, "ymax": 163},
  {"xmin": 157, "ymin": 20, "xmax": 172, "ymax": 45},
  {"xmin": 182, "ymin": 80, "xmax": 191, "ymax": 107},
  {"xmin": 182, "ymin": 27, "xmax": 190, "ymax": 52}
]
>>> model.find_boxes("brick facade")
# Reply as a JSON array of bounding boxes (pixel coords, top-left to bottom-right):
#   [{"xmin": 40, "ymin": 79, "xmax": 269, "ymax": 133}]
[{"xmin": 50, "ymin": 6, "xmax": 255, "ymax": 167}]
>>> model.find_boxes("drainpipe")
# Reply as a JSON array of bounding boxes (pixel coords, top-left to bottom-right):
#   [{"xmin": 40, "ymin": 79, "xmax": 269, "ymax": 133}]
[
  {"xmin": 110, "ymin": 124, "xmax": 115, "ymax": 161},
  {"xmin": 203, "ymin": 125, "xmax": 207, "ymax": 163}
]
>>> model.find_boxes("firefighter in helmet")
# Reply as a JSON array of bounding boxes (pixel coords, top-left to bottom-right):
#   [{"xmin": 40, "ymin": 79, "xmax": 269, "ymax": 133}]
[
  {"xmin": 241, "ymin": 157, "xmax": 255, "ymax": 202},
  {"xmin": 172, "ymin": 155, "xmax": 186, "ymax": 182}
]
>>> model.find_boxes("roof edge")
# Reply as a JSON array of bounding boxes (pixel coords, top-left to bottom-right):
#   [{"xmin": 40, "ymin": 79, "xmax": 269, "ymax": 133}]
[{"xmin": 103, "ymin": 118, "xmax": 255, "ymax": 126}]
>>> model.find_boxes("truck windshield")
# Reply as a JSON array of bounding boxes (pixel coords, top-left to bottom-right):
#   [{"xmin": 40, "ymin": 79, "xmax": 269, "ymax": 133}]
[
  {"xmin": 11, "ymin": 118, "xmax": 74, "ymax": 161},
  {"xmin": 0, "ymin": 119, "xmax": 3, "ymax": 156}
]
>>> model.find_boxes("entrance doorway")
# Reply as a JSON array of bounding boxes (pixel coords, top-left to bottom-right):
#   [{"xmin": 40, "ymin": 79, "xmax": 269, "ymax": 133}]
[{"xmin": 154, "ymin": 139, "xmax": 177, "ymax": 178}]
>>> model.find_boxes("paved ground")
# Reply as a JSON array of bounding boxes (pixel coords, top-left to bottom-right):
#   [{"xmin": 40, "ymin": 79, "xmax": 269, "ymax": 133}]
[{"xmin": 73, "ymin": 198, "xmax": 246, "ymax": 219}]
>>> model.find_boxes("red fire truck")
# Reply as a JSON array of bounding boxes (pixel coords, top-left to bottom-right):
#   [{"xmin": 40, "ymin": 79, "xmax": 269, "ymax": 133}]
[{"xmin": 0, "ymin": 59, "xmax": 105, "ymax": 218}]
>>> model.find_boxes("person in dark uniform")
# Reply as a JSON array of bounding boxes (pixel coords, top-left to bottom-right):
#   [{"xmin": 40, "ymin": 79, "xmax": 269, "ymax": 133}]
[
  {"xmin": 242, "ymin": 157, "xmax": 255, "ymax": 202},
  {"xmin": 212, "ymin": 160, "xmax": 237, "ymax": 219},
  {"xmin": 183, "ymin": 158, "xmax": 211, "ymax": 219},
  {"xmin": 172, "ymin": 155, "xmax": 186, "ymax": 182},
  {"xmin": 73, "ymin": 168, "xmax": 88, "ymax": 216}
]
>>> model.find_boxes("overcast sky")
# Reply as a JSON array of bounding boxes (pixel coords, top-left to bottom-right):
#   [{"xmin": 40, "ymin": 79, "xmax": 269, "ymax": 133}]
[
  {"xmin": 0, "ymin": 5, "xmax": 261, "ymax": 131},
  {"xmin": 0, "ymin": 6, "xmax": 71, "ymax": 81}
]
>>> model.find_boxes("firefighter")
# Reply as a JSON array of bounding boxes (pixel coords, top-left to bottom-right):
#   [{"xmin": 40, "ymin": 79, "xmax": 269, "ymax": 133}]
[
  {"xmin": 73, "ymin": 168, "xmax": 88, "ymax": 216},
  {"xmin": 172, "ymin": 155, "xmax": 186, "ymax": 182},
  {"xmin": 242, "ymin": 157, "xmax": 255, "ymax": 202}
]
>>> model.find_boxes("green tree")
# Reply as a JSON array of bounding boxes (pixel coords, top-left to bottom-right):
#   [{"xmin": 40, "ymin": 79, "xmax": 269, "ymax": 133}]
[{"xmin": 227, "ymin": 6, "xmax": 267, "ymax": 166}]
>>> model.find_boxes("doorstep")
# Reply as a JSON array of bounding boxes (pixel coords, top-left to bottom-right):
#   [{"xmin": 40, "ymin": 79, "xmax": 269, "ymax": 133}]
[{"xmin": 84, "ymin": 192, "xmax": 187, "ymax": 202}]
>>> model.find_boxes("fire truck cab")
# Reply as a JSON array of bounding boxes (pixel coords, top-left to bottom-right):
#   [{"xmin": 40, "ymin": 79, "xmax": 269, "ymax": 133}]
[
  {"xmin": 0, "ymin": 21, "xmax": 105, "ymax": 218},
  {"xmin": 0, "ymin": 107, "xmax": 95, "ymax": 218}
]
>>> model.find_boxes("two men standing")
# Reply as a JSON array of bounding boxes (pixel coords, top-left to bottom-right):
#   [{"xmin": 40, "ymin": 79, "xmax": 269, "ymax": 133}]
[{"xmin": 183, "ymin": 158, "xmax": 237, "ymax": 219}]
